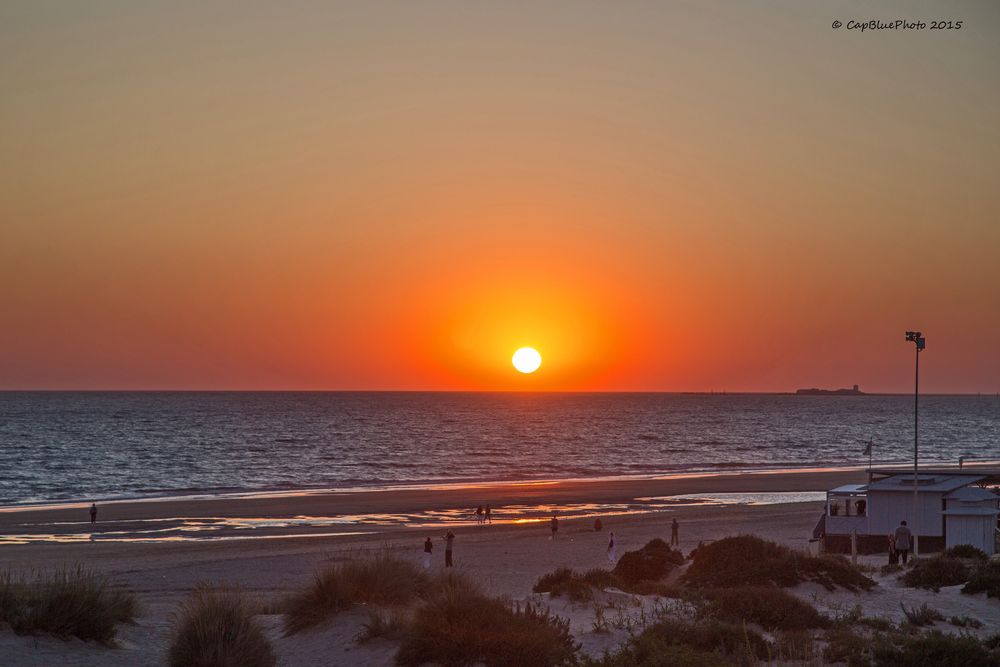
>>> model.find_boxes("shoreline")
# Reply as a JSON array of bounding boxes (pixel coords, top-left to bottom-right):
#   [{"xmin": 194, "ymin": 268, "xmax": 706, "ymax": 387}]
[
  {"xmin": 0, "ymin": 467, "xmax": 865, "ymax": 547},
  {"xmin": 3, "ymin": 459, "xmax": 997, "ymax": 514}
]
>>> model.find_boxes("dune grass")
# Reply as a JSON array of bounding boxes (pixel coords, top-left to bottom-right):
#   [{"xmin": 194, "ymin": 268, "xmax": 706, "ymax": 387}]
[
  {"xmin": 684, "ymin": 535, "xmax": 875, "ymax": 592},
  {"xmin": 168, "ymin": 584, "xmax": 276, "ymax": 667},
  {"xmin": 703, "ymin": 585, "xmax": 828, "ymax": 631},
  {"xmin": 283, "ymin": 553, "xmax": 432, "ymax": 634},
  {"xmin": 943, "ymin": 544, "xmax": 989, "ymax": 561},
  {"xmin": 611, "ymin": 538, "xmax": 685, "ymax": 585},
  {"xmin": 0, "ymin": 565, "xmax": 138, "ymax": 644},
  {"xmin": 396, "ymin": 584, "xmax": 578, "ymax": 667},
  {"xmin": 899, "ymin": 555, "xmax": 970, "ymax": 591},
  {"xmin": 585, "ymin": 617, "xmax": 771, "ymax": 667},
  {"xmin": 963, "ymin": 560, "xmax": 1000, "ymax": 599},
  {"xmin": 533, "ymin": 567, "xmax": 619, "ymax": 602}
]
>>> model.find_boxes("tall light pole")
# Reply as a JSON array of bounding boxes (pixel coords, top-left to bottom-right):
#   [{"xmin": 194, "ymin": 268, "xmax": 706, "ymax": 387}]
[{"xmin": 905, "ymin": 331, "xmax": 926, "ymax": 555}]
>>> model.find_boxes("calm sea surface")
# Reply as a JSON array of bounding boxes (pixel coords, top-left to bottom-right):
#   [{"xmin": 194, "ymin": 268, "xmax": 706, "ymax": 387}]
[{"xmin": 1, "ymin": 392, "xmax": 997, "ymax": 505}]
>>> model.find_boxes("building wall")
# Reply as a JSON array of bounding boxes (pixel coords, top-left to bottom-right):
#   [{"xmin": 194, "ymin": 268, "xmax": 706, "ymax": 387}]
[
  {"xmin": 867, "ymin": 490, "xmax": 944, "ymax": 536},
  {"xmin": 945, "ymin": 516, "xmax": 996, "ymax": 555}
]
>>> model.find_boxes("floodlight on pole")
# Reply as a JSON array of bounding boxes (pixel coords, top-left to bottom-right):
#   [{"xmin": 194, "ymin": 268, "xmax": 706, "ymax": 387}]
[{"xmin": 905, "ymin": 331, "xmax": 925, "ymax": 555}]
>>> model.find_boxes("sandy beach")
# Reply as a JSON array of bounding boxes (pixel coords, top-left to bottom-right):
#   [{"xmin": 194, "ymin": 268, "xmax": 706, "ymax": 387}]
[{"xmin": 3, "ymin": 467, "xmax": 998, "ymax": 666}]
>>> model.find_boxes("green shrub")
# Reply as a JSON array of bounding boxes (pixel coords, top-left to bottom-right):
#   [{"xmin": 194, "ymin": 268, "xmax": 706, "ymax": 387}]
[
  {"xmin": 584, "ymin": 618, "xmax": 771, "ymax": 667},
  {"xmin": 534, "ymin": 567, "xmax": 596, "ymax": 602},
  {"xmin": 872, "ymin": 630, "xmax": 999, "ymax": 667},
  {"xmin": 356, "ymin": 608, "xmax": 408, "ymax": 643},
  {"xmin": 284, "ymin": 554, "xmax": 431, "ymax": 634},
  {"xmin": 583, "ymin": 569, "xmax": 617, "ymax": 589},
  {"xmin": 168, "ymin": 585, "xmax": 276, "ymax": 667},
  {"xmin": 684, "ymin": 535, "xmax": 874, "ymax": 592},
  {"xmin": 943, "ymin": 544, "xmax": 989, "ymax": 560},
  {"xmin": 396, "ymin": 587, "xmax": 578, "ymax": 666},
  {"xmin": 704, "ymin": 585, "xmax": 828, "ymax": 630},
  {"xmin": 949, "ymin": 615, "xmax": 984, "ymax": 629},
  {"xmin": 776, "ymin": 628, "xmax": 816, "ymax": 662},
  {"xmin": 0, "ymin": 566, "xmax": 138, "ymax": 644},
  {"xmin": 612, "ymin": 539, "xmax": 684, "ymax": 585},
  {"xmin": 899, "ymin": 556, "xmax": 969, "ymax": 591},
  {"xmin": 823, "ymin": 626, "xmax": 874, "ymax": 667},
  {"xmin": 963, "ymin": 560, "xmax": 1000, "ymax": 599},
  {"xmin": 900, "ymin": 602, "xmax": 943, "ymax": 627},
  {"xmin": 586, "ymin": 643, "xmax": 729, "ymax": 666}
]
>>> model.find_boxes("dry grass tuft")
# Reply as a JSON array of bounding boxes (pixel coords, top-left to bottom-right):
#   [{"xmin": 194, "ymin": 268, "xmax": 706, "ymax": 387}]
[
  {"xmin": 283, "ymin": 553, "xmax": 431, "ymax": 634},
  {"xmin": 704, "ymin": 585, "xmax": 828, "ymax": 630},
  {"xmin": 0, "ymin": 565, "xmax": 138, "ymax": 644},
  {"xmin": 168, "ymin": 584, "xmax": 276, "ymax": 667},
  {"xmin": 396, "ymin": 586, "xmax": 579, "ymax": 667},
  {"xmin": 685, "ymin": 535, "xmax": 875, "ymax": 592}
]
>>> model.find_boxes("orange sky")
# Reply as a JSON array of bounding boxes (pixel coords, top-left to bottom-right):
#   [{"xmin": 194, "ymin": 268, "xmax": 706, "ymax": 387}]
[{"xmin": 1, "ymin": 2, "xmax": 998, "ymax": 392}]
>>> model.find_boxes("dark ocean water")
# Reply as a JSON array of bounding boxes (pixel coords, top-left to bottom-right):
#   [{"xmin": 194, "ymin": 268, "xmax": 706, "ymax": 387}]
[{"xmin": 0, "ymin": 392, "xmax": 997, "ymax": 505}]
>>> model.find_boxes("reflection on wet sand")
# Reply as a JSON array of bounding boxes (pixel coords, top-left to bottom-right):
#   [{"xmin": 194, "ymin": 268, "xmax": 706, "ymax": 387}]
[{"xmin": 0, "ymin": 491, "xmax": 824, "ymax": 545}]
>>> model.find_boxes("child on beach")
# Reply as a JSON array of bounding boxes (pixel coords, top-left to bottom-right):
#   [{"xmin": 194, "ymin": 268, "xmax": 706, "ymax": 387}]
[
  {"xmin": 485, "ymin": 504, "xmax": 491, "ymax": 524},
  {"xmin": 607, "ymin": 532, "xmax": 616, "ymax": 564},
  {"xmin": 550, "ymin": 512, "xmax": 559, "ymax": 540},
  {"xmin": 89, "ymin": 503, "xmax": 97, "ymax": 524},
  {"xmin": 422, "ymin": 537, "xmax": 433, "ymax": 570},
  {"xmin": 476, "ymin": 506, "xmax": 483, "ymax": 524}
]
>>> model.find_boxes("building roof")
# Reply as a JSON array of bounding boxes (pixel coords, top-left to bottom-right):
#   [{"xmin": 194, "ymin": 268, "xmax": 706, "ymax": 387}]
[
  {"xmin": 866, "ymin": 473, "xmax": 986, "ymax": 494},
  {"xmin": 829, "ymin": 484, "xmax": 868, "ymax": 494},
  {"xmin": 871, "ymin": 467, "xmax": 1000, "ymax": 482},
  {"xmin": 942, "ymin": 507, "xmax": 1000, "ymax": 517},
  {"xmin": 946, "ymin": 487, "xmax": 999, "ymax": 502}
]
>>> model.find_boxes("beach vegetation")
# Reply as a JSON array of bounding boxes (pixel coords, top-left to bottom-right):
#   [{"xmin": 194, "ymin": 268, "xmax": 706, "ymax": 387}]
[
  {"xmin": 703, "ymin": 585, "xmax": 828, "ymax": 630},
  {"xmin": 534, "ymin": 567, "xmax": 598, "ymax": 602},
  {"xmin": 899, "ymin": 602, "xmax": 943, "ymax": 627},
  {"xmin": 284, "ymin": 553, "xmax": 432, "ymax": 634},
  {"xmin": 962, "ymin": 560, "xmax": 1000, "ymax": 599},
  {"xmin": 684, "ymin": 535, "xmax": 875, "ymax": 591},
  {"xmin": 871, "ymin": 630, "xmax": 1000, "ymax": 667},
  {"xmin": 396, "ymin": 586, "xmax": 578, "ymax": 667},
  {"xmin": 775, "ymin": 628, "xmax": 816, "ymax": 662},
  {"xmin": 949, "ymin": 614, "xmax": 984, "ymax": 629},
  {"xmin": 583, "ymin": 617, "xmax": 771, "ymax": 667},
  {"xmin": 612, "ymin": 538, "xmax": 684, "ymax": 585},
  {"xmin": 168, "ymin": 584, "xmax": 276, "ymax": 667},
  {"xmin": 0, "ymin": 565, "xmax": 138, "ymax": 644},
  {"xmin": 943, "ymin": 544, "xmax": 989, "ymax": 561},
  {"xmin": 357, "ymin": 608, "xmax": 409, "ymax": 643},
  {"xmin": 899, "ymin": 555, "xmax": 969, "ymax": 591}
]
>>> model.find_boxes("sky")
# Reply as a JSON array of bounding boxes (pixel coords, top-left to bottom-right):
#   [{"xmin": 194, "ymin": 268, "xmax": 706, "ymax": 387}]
[{"xmin": 1, "ymin": 1, "xmax": 998, "ymax": 392}]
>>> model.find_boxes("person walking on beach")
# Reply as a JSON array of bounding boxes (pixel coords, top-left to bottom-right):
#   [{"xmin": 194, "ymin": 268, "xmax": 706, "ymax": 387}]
[
  {"xmin": 444, "ymin": 531, "xmax": 455, "ymax": 567},
  {"xmin": 550, "ymin": 512, "xmax": 559, "ymax": 540},
  {"xmin": 894, "ymin": 521, "xmax": 913, "ymax": 564},
  {"xmin": 89, "ymin": 503, "xmax": 98, "ymax": 524},
  {"xmin": 670, "ymin": 517, "xmax": 679, "ymax": 546},
  {"xmin": 476, "ymin": 505, "xmax": 484, "ymax": 524},
  {"xmin": 422, "ymin": 537, "xmax": 433, "ymax": 570},
  {"xmin": 607, "ymin": 531, "xmax": 616, "ymax": 565},
  {"xmin": 485, "ymin": 504, "xmax": 491, "ymax": 524}
]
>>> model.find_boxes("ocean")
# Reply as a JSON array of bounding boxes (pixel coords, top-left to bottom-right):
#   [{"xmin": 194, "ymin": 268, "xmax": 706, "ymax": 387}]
[{"xmin": 1, "ymin": 392, "xmax": 997, "ymax": 506}]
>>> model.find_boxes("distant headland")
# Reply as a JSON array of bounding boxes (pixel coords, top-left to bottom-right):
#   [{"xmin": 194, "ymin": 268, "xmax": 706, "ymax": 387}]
[{"xmin": 796, "ymin": 384, "xmax": 865, "ymax": 396}]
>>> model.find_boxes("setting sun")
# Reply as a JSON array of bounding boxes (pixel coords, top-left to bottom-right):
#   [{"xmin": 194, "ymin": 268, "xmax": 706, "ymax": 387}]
[{"xmin": 512, "ymin": 347, "xmax": 542, "ymax": 374}]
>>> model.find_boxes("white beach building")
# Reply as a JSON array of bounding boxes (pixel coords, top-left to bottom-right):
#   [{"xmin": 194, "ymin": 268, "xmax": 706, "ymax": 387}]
[{"xmin": 819, "ymin": 468, "xmax": 1000, "ymax": 555}]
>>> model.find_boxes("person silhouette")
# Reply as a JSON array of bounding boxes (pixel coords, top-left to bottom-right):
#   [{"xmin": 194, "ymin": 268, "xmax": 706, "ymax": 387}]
[
  {"xmin": 422, "ymin": 537, "xmax": 433, "ymax": 570},
  {"xmin": 89, "ymin": 503, "xmax": 98, "ymax": 524}
]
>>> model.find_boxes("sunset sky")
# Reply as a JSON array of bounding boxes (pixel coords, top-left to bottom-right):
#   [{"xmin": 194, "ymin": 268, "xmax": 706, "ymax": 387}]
[{"xmin": 2, "ymin": 1, "xmax": 998, "ymax": 392}]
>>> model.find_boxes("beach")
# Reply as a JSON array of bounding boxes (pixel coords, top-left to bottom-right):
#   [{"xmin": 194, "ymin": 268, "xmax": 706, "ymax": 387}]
[{"xmin": 4, "ymin": 467, "xmax": 998, "ymax": 665}]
